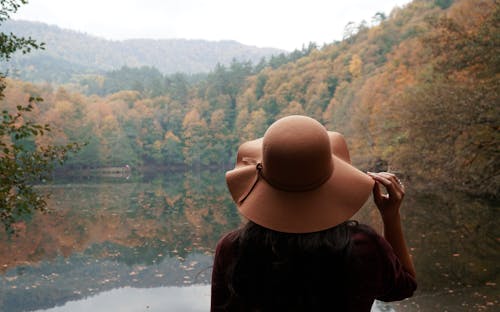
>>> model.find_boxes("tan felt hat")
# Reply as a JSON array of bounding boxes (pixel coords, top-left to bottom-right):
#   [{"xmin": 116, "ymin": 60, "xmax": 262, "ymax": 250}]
[{"xmin": 226, "ymin": 115, "xmax": 374, "ymax": 233}]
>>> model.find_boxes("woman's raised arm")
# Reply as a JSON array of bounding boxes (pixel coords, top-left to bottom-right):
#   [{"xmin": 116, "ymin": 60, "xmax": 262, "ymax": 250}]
[{"xmin": 367, "ymin": 172, "xmax": 416, "ymax": 278}]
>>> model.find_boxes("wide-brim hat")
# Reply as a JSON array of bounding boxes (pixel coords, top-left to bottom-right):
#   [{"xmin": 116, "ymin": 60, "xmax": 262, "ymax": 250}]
[{"xmin": 225, "ymin": 115, "xmax": 374, "ymax": 233}]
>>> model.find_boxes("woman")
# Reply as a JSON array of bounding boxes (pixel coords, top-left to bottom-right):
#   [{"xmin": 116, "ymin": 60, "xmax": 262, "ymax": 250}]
[{"xmin": 211, "ymin": 115, "xmax": 416, "ymax": 311}]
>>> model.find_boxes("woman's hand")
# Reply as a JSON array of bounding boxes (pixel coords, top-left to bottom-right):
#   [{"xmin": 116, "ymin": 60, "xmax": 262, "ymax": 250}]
[
  {"xmin": 367, "ymin": 172, "xmax": 405, "ymax": 220},
  {"xmin": 367, "ymin": 171, "xmax": 416, "ymax": 278}
]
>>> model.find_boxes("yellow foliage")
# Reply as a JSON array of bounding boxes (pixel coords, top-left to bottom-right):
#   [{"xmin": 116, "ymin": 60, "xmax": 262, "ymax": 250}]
[
  {"xmin": 164, "ymin": 130, "xmax": 180, "ymax": 142},
  {"xmin": 349, "ymin": 54, "xmax": 363, "ymax": 78},
  {"xmin": 153, "ymin": 140, "xmax": 163, "ymax": 151},
  {"xmin": 183, "ymin": 109, "xmax": 201, "ymax": 126},
  {"xmin": 54, "ymin": 100, "xmax": 73, "ymax": 113},
  {"xmin": 278, "ymin": 101, "xmax": 305, "ymax": 119}
]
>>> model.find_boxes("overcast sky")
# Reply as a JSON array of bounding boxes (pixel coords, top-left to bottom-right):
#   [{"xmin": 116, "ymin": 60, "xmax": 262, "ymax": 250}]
[{"xmin": 13, "ymin": 0, "xmax": 412, "ymax": 51}]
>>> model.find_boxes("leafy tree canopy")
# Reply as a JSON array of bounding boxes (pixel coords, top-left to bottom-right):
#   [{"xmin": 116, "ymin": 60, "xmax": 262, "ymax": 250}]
[{"xmin": 1, "ymin": 0, "xmax": 81, "ymax": 234}]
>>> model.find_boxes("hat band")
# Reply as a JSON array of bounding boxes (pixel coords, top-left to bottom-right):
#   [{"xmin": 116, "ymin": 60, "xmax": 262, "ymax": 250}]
[
  {"xmin": 237, "ymin": 163, "xmax": 332, "ymax": 205},
  {"xmin": 258, "ymin": 163, "xmax": 332, "ymax": 192}
]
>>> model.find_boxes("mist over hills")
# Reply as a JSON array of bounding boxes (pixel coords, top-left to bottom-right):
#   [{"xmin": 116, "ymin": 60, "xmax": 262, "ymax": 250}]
[{"xmin": 0, "ymin": 20, "xmax": 284, "ymax": 82}]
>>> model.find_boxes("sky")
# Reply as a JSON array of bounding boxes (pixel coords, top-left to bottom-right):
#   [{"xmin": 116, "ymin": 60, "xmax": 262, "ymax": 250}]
[{"xmin": 13, "ymin": 0, "xmax": 413, "ymax": 51}]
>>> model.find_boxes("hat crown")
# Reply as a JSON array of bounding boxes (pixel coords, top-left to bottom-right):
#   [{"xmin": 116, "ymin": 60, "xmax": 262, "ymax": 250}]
[{"xmin": 262, "ymin": 115, "xmax": 334, "ymax": 191}]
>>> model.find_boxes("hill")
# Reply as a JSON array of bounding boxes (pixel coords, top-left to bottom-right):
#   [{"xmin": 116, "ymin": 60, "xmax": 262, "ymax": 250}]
[
  {"xmin": 0, "ymin": 20, "xmax": 284, "ymax": 82},
  {"xmin": 2, "ymin": 0, "xmax": 498, "ymax": 197}
]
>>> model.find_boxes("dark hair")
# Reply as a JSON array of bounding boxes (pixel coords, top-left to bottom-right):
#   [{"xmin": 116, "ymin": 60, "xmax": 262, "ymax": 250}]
[{"xmin": 224, "ymin": 220, "xmax": 360, "ymax": 311}]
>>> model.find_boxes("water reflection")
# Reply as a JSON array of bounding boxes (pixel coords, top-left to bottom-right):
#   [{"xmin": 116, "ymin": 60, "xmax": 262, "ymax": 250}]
[
  {"xmin": 0, "ymin": 170, "xmax": 498, "ymax": 311},
  {"xmin": 0, "ymin": 170, "xmax": 239, "ymax": 312},
  {"xmin": 35, "ymin": 285, "xmax": 211, "ymax": 312},
  {"xmin": 33, "ymin": 285, "xmax": 396, "ymax": 312},
  {"xmin": 357, "ymin": 190, "xmax": 499, "ymax": 311}
]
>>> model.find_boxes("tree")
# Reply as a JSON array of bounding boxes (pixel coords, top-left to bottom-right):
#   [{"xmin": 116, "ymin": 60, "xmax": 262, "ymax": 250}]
[
  {"xmin": 0, "ymin": 99, "xmax": 81, "ymax": 233},
  {"xmin": 0, "ymin": 0, "xmax": 80, "ymax": 233},
  {"xmin": 435, "ymin": 0, "xmax": 453, "ymax": 9},
  {"xmin": 277, "ymin": 100, "xmax": 305, "ymax": 119},
  {"xmin": 343, "ymin": 21, "xmax": 358, "ymax": 41},
  {"xmin": 397, "ymin": 3, "xmax": 499, "ymax": 196},
  {"xmin": 182, "ymin": 108, "xmax": 208, "ymax": 166},
  {"xmin": 0, "ymin": 1, "xmax": 43, "ymax": 62},
  {"xmin": 255, "ymin": 73, "xmax": 267, "ymax": 100},
  {"xmin": 371, "ymin": 12, "xmax": 387, "ymax": 26},
  {"xmin": 161, "ymin": 130, "xmax": 183, "ymax": 164},
  {"xmin": 349, "ymin": 54, "xmax": 363, "ymax": 78}
]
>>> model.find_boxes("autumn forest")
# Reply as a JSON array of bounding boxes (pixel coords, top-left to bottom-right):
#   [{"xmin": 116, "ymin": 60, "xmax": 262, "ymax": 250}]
[{"xmin": 2, "ymin": 0, "xmax": 498, "ymax": 199}]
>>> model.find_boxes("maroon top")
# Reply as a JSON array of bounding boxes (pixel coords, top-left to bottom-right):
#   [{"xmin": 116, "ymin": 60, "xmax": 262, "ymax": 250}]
[{"xmin": 211, "ymin": 225, "xmax": 416, "ymax": 311}]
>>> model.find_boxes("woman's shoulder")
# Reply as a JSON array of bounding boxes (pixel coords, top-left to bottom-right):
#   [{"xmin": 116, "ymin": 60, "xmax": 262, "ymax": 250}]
[
  {"xmin": 350, "ymin": 223, "xmax": 384, "ymax": 242},
  {"xmin": 215, "ymin": 229, "xmax": 240, "ymax": 257},
  {"xmin": 217, "ymin": 229, "xmax": 240, "ymax": 245},
  {"xmin": 349, "ymin": 223, "xmax": 395, "ymax": 258}
]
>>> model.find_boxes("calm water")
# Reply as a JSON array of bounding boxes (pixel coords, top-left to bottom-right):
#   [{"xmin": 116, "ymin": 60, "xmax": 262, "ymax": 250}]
[{"xmin": 0, "ymin": 170, "xmax": 498, "ymax": 311}]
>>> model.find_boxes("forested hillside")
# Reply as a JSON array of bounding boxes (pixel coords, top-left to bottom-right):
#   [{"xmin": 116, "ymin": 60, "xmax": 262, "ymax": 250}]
[
  {"xmin": 0, "ymin": 20, "xmax": 284, "ymax": 82},
  {"xmin": 1, "ymin": 0, "xmax": 498, "ymax": 197}
]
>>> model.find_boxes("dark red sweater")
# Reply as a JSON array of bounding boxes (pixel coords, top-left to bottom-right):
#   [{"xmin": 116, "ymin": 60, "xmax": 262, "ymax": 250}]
[{"xmin": 211, "ymin": 225, "xmax": 416, "ymax": 311}]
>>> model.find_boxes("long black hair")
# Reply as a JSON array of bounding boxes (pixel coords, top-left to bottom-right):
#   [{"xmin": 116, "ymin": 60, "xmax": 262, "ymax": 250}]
[{"xmin": 224, "ymin": 220, "xmax": 360, "ymax": 311}]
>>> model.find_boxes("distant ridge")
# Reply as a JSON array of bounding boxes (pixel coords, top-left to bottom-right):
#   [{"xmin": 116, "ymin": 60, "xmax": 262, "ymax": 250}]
[{"xmin": 0, "ymin": 20, "xmax": 284, "ymax": 82}]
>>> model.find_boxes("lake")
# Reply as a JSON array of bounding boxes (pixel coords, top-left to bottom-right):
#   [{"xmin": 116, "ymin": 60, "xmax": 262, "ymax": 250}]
[{"xmin": 0, "ymin": 170, "xmax": 498, "ymax": 311}]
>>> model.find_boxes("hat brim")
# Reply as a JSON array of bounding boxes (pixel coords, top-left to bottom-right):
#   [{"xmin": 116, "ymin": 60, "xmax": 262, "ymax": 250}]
[{"xmin": 225, "ymin": 133, "xmax": 375, "ymax": 233}]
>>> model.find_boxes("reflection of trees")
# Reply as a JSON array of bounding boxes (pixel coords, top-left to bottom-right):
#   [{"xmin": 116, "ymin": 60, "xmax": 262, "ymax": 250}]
[
  {"xmin": 0, "ymin": 169, "xmax": 242, "ymax": 311},
  {"xmin": 355, "ymin": 190, "xmax": 498, "ymax": 297},
  {"xmin": 0, "ymin": 170, "xmax": 241, "ymax": 272},
  {"xmin": 354, "ymin": 190, "xmax": 499, "ymax": 311},
  {"xmin": 401, "ymin": 190, "xmax": 499, "ymax": 298},
  {"xmin": 2, "ymin": 171, "xmax": 497, "ymax": 311},
  {"xmin": 183, "ymin": 170, "xmax": 242, "ymax": 252}
]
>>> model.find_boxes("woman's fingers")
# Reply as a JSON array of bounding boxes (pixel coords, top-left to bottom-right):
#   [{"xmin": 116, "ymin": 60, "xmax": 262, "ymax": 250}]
[
  {"xmin": 374, "ymin": 172, "xmax": 405, "ymax": 195},
  {"xmin": 389, "ymin": 174, "xmax": 405, "ymax": 196},
  {"xmin": 372, "ymin": 181, "xmax": 385, "ymax": 204},
  {"xmin": 368, "ymin": 172, "xmax": 405, "ymax": 218},
  {"xmin": 368, "ymin": 172, "xmax": 405, "ymax": 200},
  {"xmin": 368, "ymin": 173, "xmax": 389, "ymax": 205},
  {"xmin": 368, "ymin": 172, "xmax": 391, "ymax": 186}
]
